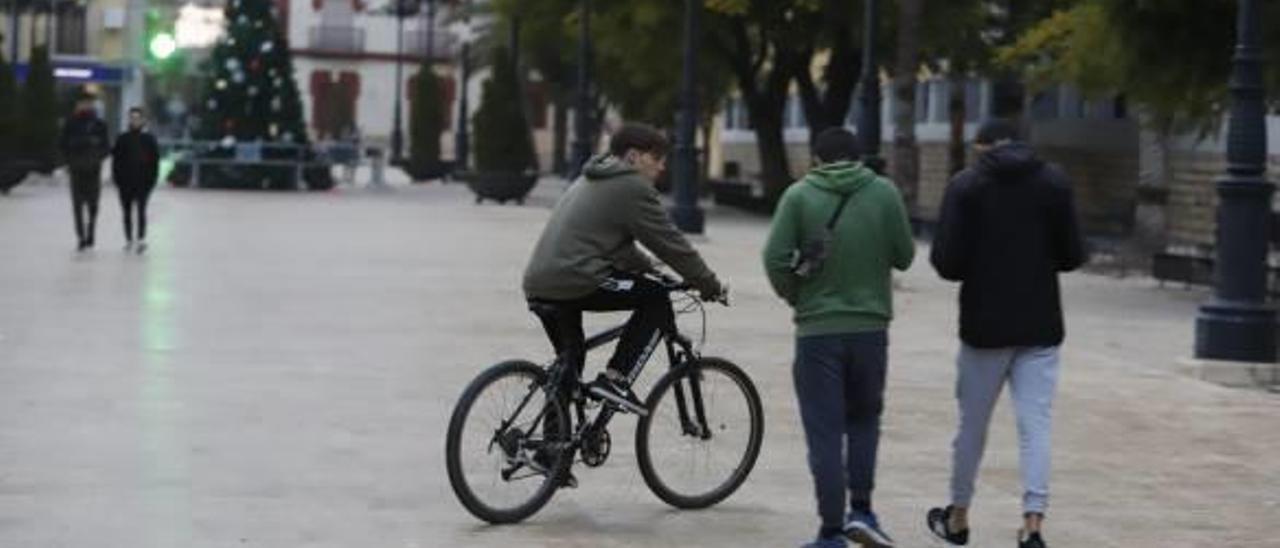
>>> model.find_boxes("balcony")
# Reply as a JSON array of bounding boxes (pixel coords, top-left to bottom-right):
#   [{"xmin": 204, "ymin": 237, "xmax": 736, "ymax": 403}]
[
  {"xmin": 404, "ymin": 29, "xmax": 456, "ymax": 60},
  {"xmin": 308, "ymin": 26, "xmax": 367, "ymax": 54}
]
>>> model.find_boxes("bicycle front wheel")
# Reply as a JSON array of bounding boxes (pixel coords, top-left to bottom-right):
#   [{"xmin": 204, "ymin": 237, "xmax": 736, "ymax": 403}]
[
  {"xmin": 635, "ymin": 357, "xmax": 764, "ymax": 509},
  {"xmin": 445, "ymin": 360, "xmax": 571, "ymax": 524}
]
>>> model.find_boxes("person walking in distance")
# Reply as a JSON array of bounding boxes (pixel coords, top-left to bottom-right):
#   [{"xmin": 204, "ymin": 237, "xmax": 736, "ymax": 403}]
[
  {"xmin": 763, "ymin": 127, "xmax": 915, "ymax": 548},
  {"xmin": 111, "ymin": 107, "xmax": 161, "ymax": 253},
  {"xmin": 60, "ymin": 91, "xmax": 110, "ymax": 251},
  {"xmin": 925, "ymin": 120, "xmax": 1087, "ymax": 548}
]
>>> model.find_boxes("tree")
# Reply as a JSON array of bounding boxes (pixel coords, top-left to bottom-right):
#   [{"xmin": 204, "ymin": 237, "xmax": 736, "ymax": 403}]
[
  {"xmin": 409, "ymin": 61, "xmax": 445, "ymax": 173},
  {"xmin": 190, "ymin": 0, "xmax": 313, "ymax": 188},
  {"xmin": 892, "ymin": 0, "xmax": 924, "ymax": 210},
  {"xmin": 703, "ymin": 1, "xmax": 812, "ymax": 201},
  {"xmin": 591, "ymin": 1, "xmax": 734, "ymax": 130},
  {"xmin": 473, "ymin": 47, "xmax": 536, "ymax": 173},
  {"xmin": 0, "ymin": 46, "xmax": 17, "ymax": 162},
  {"xmin": 495, "ymin": 0, "xmax": 576, "ymax": 174},
  {"xmin": 21, "ymin": 44, "xmax": 58, "ymax": 173},
  {"xmin": 1001, "ymin": 0, "xmax": 1280, "ymax": 132},
  {"xmin": 790, "ymin": 0, "xmax": 867, "ymax": 142}
]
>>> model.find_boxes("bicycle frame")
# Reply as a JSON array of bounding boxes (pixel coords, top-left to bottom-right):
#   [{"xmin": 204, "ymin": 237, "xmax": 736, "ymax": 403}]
[{"xmin": 493, "ymin": 307, "xmax": 712, "ymax": 478}]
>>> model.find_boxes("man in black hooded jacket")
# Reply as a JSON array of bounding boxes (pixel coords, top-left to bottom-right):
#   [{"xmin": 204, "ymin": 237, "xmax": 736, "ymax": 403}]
[
  {"xmin": 925, "ymin": 120, "xmax": 1087, "ymax": 548},
  {"xmin": 60, "ymin": 92, "xmax": 110, "ymax": 251},
  {"xmin": 112, "ymin": 107, "xmax": 160, "ymax": 253}
]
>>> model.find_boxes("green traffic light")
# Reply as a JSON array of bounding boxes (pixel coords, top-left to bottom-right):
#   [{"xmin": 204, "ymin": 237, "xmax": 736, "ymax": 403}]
[{"xmin": 150, "ymin": 33, "xmax": 177, "ymax": 60}]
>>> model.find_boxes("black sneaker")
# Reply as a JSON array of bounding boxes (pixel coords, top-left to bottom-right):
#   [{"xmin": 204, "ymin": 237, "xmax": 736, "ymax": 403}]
[
  {"xmin": 927, "ymin": 506, "xmax": 970, "ymax": 545},
  {"xmin": 586, "ymin": 373, "xmax": 648, "ymax": 416},
  {"xmin": 1019, "ymin": 531, "xmax": 1047, "ymax": 548}
]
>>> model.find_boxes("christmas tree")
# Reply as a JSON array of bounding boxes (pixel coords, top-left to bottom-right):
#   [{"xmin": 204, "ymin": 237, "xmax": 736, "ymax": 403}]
[{"xmin": 182, "ymin": 0, "xmax": 327, "ymax": 189}]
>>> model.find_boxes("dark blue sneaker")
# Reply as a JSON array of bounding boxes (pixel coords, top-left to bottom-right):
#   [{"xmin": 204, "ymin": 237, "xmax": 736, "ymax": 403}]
[
  {"xmin": 844, "ymin": 511, "xmax": 895, "ymax": 547},
  {"xmin": 801, "ymin": 536, "xmax": 846, "ymax": 548}
]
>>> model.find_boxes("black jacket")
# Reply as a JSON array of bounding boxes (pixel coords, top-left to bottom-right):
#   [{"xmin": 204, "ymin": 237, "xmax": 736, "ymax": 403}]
[
  {"xmin": 59, "ymin": 111, "xmax": 110, "ymax": 171},
  {"xmin": 930, "ymin": 143, "xmax": 1088, "ymax": 348},
  {"xmin": 111, "ymin": 129, "xmax": 161, "ymax": 191}
]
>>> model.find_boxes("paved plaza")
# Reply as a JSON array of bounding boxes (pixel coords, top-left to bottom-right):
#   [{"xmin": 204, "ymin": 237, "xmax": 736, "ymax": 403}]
[{"xmin": 0, "ymin": 178, "xmax": 1277, "ymax": 547}]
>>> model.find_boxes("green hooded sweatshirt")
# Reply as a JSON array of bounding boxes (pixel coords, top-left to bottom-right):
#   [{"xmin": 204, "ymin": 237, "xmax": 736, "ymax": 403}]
[
  {"xmin": 762, "ymin": 161, "xmax": 915, "ymax": 336},
  {"xmin": 523, "ymin": 154, "xmax": 720, "ymax": 301}
]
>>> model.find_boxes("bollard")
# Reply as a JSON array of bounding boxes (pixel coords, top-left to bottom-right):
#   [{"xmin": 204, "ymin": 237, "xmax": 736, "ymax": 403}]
[{"xmin": 369, "ymin": 147, "xmax": 385, "ymax": 187}]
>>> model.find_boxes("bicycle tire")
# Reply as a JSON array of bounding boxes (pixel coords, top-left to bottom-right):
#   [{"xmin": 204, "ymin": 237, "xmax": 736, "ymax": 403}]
[
  {"xmin": 635, "ymin": 357, "xmax": 764, "ymax": 509},
  {"xmin": 445, "ymin": 360, "xmax": 571, "ymax": 524}
]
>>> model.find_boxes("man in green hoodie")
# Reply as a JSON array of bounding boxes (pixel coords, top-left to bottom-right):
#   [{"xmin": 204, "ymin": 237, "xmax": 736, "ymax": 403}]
[
  {"xmin": 763, "ymin": 127, "xmax": 915, "ymax": 548},
  {"xmin": 524, "ymin": 123, "xmax": 725, "ymax": 415}
]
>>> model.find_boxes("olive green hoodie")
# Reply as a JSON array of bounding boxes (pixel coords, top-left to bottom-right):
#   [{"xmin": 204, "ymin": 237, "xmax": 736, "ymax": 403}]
[
  {"xmin": 523, "ymin": 154, "xmax": 720, "ymax": 300},
  {"xmin": 762, "ymin": 161, "xmax": 915, "ymax": 336}
]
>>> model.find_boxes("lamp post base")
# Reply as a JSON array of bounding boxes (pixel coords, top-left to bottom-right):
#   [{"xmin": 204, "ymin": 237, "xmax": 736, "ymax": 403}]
[{"xmin": 1195, "ymin": 299, "xmax": 1278, "ymax": 362}]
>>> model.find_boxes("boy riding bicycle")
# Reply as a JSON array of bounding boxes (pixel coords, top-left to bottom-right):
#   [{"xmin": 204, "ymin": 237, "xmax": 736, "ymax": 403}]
[{"xmin": 522, "ymin": 123, "xmax": 727, "ymax": 416}]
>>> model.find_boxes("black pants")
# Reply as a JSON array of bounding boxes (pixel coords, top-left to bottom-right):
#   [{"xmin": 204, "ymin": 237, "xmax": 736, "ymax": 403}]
[
  {"xmin": 531, "ymin": 272, "xmax": 675, "ymax": 383},
  {"xmin": 69, "ymin": 168, "xmax": 101, "ymax": 244},
  {"xmin": 118, "ymin": 184, "xmax": 153, "ymax": 242},
  {"xmin": 793, "ymin": 331, "xmax": 889, "ymax": 537}
]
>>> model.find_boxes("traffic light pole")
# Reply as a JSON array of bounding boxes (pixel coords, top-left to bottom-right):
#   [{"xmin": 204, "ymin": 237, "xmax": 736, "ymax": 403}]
[{"xmin": 122, "ymin": 0, "xmax": 147, "ymax": 128}]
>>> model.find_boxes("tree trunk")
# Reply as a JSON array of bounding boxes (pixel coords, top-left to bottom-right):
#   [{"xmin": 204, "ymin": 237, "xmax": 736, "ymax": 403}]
[
  {"xmin": 891, "ymin": 0, "xmax": 923, "ymax": 213},
  {"xmin": 749, "ymin": 94, "xmax": 792, "ymax": 203},
  {"xmin": 795, "ymin": 25, "xmax": 859, "ymax": 145},
  {"xmin": 552, "ymin": 93, "xmax": 568, "ymax": 176},
  {"xmin": 947, "ymin": 70, "xmax": 967, "ymax": 176}
]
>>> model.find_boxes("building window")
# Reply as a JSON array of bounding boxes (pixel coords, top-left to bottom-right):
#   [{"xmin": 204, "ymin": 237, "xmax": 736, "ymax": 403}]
[
  {"xmin": 1030, "ymin": 86, "xmax": 1060, "ymax": 121},
  {"xmin": 55, "ymin": 4, "xmax": 87, "ymax": 55},
  {"xmin": 786, "ymin": 94, "xmax": 806, "ymax": 129},
  {"xmin": 965, "ymin": 79, "xmax": 982, "ymax": 123},
  {"xmin": 915, "ymin": 80, "xmax": 931, "ymax": 123},
  {"xmin": 724, "ymin": 97, "xmax": 752, "ymax": 130}
]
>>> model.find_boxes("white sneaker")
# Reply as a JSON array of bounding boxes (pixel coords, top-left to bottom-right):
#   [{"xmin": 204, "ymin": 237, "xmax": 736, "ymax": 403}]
[{"xmin": 135, "ymin": 241, "xmax": 147, "ymax": 254}]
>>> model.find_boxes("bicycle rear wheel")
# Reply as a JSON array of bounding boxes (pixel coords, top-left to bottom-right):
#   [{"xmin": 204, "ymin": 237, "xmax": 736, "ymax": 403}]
[
  {"xmin": 445, "ymin": 360, "xmax": 571, "ymax": 524},
  {"xmin": 635, "ymin": 357, "xmax": 764, "ymax": 509}
]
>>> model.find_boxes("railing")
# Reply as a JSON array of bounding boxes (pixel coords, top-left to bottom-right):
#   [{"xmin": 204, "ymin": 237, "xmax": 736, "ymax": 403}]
[
  {"xmin": 160, "ymin": 140, "xmax": 370, "ymax": 189},
  {"xmin": 308, "ymin": 25, "xmax": 367, "ymax": 53}
]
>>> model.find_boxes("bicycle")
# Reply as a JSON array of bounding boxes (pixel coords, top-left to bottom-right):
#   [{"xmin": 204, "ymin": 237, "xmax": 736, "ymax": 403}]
[{"xmin": 445, "ymin": 275, "xmax": 765, "ymax": 524}]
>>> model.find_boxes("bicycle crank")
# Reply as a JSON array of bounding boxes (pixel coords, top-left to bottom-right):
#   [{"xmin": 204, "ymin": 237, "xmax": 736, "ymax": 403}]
[{"xmin": 581, "ymin": 428, "xmax": 612, "ymax": 468}]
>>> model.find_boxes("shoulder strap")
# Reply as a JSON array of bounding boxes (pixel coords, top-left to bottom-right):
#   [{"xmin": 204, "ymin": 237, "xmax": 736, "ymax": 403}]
[{"xmin": 825, "ymin": 192, "xmax": 853, "ymax": 230}]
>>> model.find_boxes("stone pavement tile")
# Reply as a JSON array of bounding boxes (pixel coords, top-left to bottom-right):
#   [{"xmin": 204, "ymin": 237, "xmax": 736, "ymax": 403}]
[{"xmin": 0, "ymin": 181, "xmax": 1276, "ymax": 548}]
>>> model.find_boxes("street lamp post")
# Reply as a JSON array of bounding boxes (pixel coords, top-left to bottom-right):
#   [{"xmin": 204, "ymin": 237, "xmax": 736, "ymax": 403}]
[
  {"xmin": 425, "ymin": 0, "xmax": 434, "ymax": 62},
  {"xmin": 856, "ymin": 0, "xmax": 883, "ymax": 173},
  {"xmin": 1195, "ymin": 0, "xmax": 1277, "ymax": 362},
  {"xmin": 390, "ymin": 1, "xmax": 407, "ymax": 163},
  {"xmin": 671, "ymin": 0, "xmax": 703, "ymax": 234},
  {"xmin": 9, "ymin": 0, "xmax": 19, "ymax": 61},
  {"xmin": 450, "ymin": 15, "xmax": 473, "ymax": 171},
  {"xmin": 569, "ymin": 0, "xmax": 592, "ymax": 180}
]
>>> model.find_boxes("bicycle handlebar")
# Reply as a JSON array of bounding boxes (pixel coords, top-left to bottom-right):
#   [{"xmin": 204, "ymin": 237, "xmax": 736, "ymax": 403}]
[{"xmin": 652, "ymin": 273, "xmax": 730, "ymax": 306}]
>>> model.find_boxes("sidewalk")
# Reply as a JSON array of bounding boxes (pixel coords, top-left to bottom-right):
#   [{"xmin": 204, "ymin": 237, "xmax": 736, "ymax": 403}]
[{"xmin": 0, "ymin": 180, "xmax": 1275, "ymax": 547}]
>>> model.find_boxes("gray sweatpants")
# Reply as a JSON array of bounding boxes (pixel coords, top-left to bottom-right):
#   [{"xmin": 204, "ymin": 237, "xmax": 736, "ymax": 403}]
[{"xmin": 949, "ymin": 344, "xmax": 1060, "ymax": 514}]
